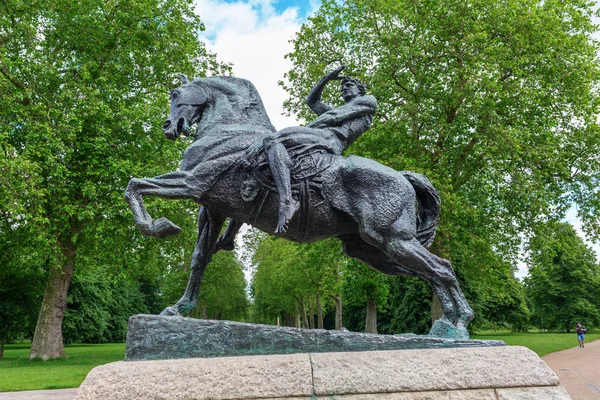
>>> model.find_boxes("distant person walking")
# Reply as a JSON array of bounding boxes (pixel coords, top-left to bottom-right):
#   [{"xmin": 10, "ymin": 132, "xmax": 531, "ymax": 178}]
[{"xmin": 576, "ymin": 322, "xmax": 587, "ymax": 348}]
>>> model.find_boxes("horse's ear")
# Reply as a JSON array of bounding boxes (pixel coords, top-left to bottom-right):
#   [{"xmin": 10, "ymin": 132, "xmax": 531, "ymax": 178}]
[{"xmin": 180, "ymin": 74, "xmax": 189, "ymax": 84}]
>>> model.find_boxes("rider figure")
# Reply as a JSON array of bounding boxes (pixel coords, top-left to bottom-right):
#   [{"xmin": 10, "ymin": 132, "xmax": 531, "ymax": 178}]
[
  {"xmin": 264, "ymin": 65, "xmax": 378, "ymax": 232},
  {"xmin": 216, "ymin": 66, "xmax": 377, "ymax": 249}
]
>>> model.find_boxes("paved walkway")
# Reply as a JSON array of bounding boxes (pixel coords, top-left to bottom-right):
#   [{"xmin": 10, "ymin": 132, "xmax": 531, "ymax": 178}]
[
  {"xmin": 0, "ymin": 389, "xmax": 77, "ymax": 400},
  {"xmin": 1, "ymin": 340, "xmax": 598, "ymax": 400},
  {"xmin": 542, "ymin": 338, "xmax": 600, "ymax": 400}
]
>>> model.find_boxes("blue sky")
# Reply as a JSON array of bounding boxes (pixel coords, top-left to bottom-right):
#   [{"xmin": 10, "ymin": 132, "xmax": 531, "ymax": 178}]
[{"xmin": 194, "ymin": 0, "xmax": 319, "ymax": 129}]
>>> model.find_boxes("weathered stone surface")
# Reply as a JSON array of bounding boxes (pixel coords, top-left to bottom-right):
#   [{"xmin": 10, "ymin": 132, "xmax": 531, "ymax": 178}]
[
  {"xmin": 496, "ymin": 386, "xmax": 572, "ymax": 400},
  {"xmin": 125, "ymin": 314, "xmax": 504, "ymax": 361},
  {"xmin": 310, "ymin": 346, "xmax": 559, "ymax": 395},
  {"xmin": 77, "ymin": 347, "xmax": 571, "ymax": 400},
  {"xmin": 323, "ymin": 389, "xmax": 497, "ymax": 399},
  {"xmin": 75, "ymin": 353, "xmax": 312, "ymax": 400}
]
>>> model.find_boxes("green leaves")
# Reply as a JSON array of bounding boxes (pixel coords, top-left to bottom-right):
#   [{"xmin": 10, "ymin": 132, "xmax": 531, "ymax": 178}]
[
  {"xmin": 280, "ymin": 0, "xmax": 600, "ymax": 328},
  {"xmin": 0, "ymin": 0, "xmax": 230, "ymax": 354},
  {"xmin": 525, "ymin": 222, "xmax": 600, "ymax": 331}
]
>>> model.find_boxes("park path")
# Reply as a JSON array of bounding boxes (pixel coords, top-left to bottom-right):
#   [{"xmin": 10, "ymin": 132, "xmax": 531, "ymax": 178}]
[
  {"xmin": 542, "ymin": 338, "xmax": 600, "ymax": 399},
  {"xmin": 0, "ymin": 389, "xmax": 77, "ymax": 399},
  {"xmin": 1, "ymin": 340, "xmax": 598, "ymax": 400}
]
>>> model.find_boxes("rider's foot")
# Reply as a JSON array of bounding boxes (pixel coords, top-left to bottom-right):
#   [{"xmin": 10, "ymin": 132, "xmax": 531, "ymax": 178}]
[{"xmin": 275, "ymin": 199, "xmax": 300, "ymax": 233}]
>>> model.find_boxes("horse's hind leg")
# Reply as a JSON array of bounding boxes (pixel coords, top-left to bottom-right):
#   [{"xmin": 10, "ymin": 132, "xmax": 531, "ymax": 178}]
[
  {"xmin": 161, "ymin": 207, "xmax": 226, "ymax": 316},
  {"xmin": 339, "ymin": 234, "xmax": 417, "ymax": 277},
  {"xmin": 124, "ymin": 171, "xmax": 202, "ymax": 238},
  {"xmin": 360, "ymin": 216, "xmax": 473, "ymax": 339}
]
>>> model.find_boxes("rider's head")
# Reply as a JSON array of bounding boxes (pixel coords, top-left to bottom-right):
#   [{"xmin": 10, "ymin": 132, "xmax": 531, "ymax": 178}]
[{"xmin": 340, "ymin": 77, "xmax": 366, "ymax": 102}]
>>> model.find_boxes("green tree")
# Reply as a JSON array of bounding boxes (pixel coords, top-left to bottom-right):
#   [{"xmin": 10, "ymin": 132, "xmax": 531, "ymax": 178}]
[
  {"xmin": 525, "ymin": 221, "xmax": 600, "ymax": 332},
  {"xmin": 296, "ymin": 239, "xmax": 345, "ymax": 329},
  {"xmin": 0, "ymin": 228, "xmax": 46, "ymax": 358},
  {"xmin": 1, "ymin": 0, "xmax": 229, "ymax": 359},
  {"xmin": 342, "ymin": 259, "xmax": 390, "ymax": 333},
  {"xmin": 281, "ymin": 0, "xmax": 600, "ymax": 323},
  {"xmin": 249, "ymin": 232, "xmax": 344, "ymax": 329},
  {"xmin": 250, "ymin": 234, "xmax": 311, "ymax": 326},
  {"xmin": 162, "ymin": 249, "xmax": 249, "ymax": 321},
  {"xmin": 385, "ymin": 276, "xmax": 432, "ymax": 335},
  {"xmin": 0, "ymin": 143, "xmax": 46, "ymax": 357}
]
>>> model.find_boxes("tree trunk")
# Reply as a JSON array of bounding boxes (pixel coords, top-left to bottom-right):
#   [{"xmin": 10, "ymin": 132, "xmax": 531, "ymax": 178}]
[
  {"xmin": 333, "ymin": 295, "xmax": 343, "ymax": 330},
  {"xmin": 301, "ymin": 299, "xmax": 309, "ymax": 329},
  {"xmin": 307, "ymin": 298, "xmax": 315, "ymax": 329},
  {"xmin": 29, "ymin": 236, "xmax": 76, "ymax": 360},
  {"xmin": 365, "ymin": 294, "xmax": 377, "ymax": 333},
  {"xmin": 295, "ymin": 305, "xmax": 301, "ymax": 328},
  {"xmin": 200, "ymin": 304, "xmax": 208, "ymax": 319},
  {"xmin": 316, "ymin": 292, "xmax": 323, "ymax": 329},
  {"xmin": 0, "ymin": 334, "xmax": 5, "ymax": 360},
  {"xmin": 431, "ymin": 293, "xmax": 443, "ymax": 323}
]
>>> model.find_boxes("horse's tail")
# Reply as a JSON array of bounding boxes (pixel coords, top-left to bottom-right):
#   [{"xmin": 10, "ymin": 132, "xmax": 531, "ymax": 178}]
[{"xmin": 400, "ymin": 171, "xmax": 440, "ymax": 248}]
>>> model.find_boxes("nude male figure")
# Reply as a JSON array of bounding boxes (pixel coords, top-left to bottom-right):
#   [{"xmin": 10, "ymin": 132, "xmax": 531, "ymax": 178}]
[{"xmin": 264, "ymin": 65, "xmax": 377, "ymax": 233}]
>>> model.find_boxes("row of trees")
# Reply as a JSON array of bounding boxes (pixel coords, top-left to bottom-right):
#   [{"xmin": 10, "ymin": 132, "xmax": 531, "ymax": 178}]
[
  {"xmin": 2, "ymin": 216, "xmax": 595, "ymax": 359},
  {"xmin": 250, "ymin": 221, "xmax": 600, "ymax": 334}
]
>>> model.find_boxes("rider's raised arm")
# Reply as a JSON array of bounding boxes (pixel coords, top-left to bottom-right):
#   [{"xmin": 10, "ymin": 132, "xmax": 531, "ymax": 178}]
[{"xmin": 305, "ymin": 66, "xmax": 345, "ymax": 116}]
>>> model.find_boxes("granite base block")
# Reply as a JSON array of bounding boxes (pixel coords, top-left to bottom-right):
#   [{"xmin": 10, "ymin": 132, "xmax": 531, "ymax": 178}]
[{"xmin": 76, "ymin": 346, "xmax": 571, "ymax": 400}]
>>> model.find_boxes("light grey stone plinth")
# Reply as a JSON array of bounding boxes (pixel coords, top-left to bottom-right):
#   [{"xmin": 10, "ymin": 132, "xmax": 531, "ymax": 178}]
[{"xmin": 76, "ymin": 346, "xmax": 571, "ymax": 400}]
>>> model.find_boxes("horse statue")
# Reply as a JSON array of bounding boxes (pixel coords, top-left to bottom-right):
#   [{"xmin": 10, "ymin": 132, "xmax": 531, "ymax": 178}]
[{"xmin": 124, "ymin": 72, "xmax": 474, "ymax": 339}]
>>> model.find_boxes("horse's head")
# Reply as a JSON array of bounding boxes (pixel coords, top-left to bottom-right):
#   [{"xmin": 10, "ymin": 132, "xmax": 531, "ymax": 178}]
[{"xmin": 162, "ymin": 74, "xmax": 208, "ymax": 140}]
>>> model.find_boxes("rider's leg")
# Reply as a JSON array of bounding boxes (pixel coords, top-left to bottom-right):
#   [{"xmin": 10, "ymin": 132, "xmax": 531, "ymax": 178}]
[{"xmin": 263, "ymin": 136, "xmax": 299, "ymax": 233}]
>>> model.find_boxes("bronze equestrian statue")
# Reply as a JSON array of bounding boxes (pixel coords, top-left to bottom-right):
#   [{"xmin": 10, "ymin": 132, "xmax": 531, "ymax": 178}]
[{"xmin": 124, "ymin": 66, "xmax": 474, "ymax": 339}]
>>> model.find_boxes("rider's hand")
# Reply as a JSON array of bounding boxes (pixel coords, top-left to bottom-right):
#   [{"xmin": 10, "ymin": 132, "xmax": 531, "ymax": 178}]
[{"xmin": 325, "ymin": 65, "xmax": 346, "ymax": 81}]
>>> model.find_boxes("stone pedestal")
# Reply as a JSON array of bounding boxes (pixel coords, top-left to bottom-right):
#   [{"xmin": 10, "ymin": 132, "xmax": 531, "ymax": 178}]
[{"xmin": 76, "ymin": 346, "xmax": 571, "ymax": 400}]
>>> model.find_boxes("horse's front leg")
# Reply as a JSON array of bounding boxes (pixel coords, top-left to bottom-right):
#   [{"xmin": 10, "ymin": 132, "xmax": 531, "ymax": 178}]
[
  {"xmin": 124, "ymin": 171, "xmax": 199, "ymax": 238},
  {"xmin": 161, "ymin": 207, "xmax": 226, "ymax": 316}
]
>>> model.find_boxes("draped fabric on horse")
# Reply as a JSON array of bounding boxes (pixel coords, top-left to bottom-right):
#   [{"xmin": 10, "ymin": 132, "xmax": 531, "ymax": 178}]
[{"xmin": 179, "ymin": 77, "xmax": 277, "ymax": 194}]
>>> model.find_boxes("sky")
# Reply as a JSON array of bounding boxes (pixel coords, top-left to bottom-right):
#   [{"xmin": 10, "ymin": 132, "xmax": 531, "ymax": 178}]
[
  {"xmin": 194, "ymin": 0, "xmax": 320, "ymax": 130},
  {"xmin": 192, "ymin": 0, "xmax": 600, "ymax": 278}
]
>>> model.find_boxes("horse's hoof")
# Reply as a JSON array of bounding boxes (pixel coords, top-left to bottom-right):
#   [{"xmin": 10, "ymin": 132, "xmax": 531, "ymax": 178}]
[
  {"xmin": 428, "ymin": 318, "xmax": 470, "ymax": 340},
  {"xmin": 159, "ymin": 306, "xmax": 181, "ymax": 316},
  {"xmin": 215, "ymin": 238, "xmax": 235, "ymax": 253},
  {"xmin": 152, "ymin": 217, "xmax": 182, "ymax": 239}
]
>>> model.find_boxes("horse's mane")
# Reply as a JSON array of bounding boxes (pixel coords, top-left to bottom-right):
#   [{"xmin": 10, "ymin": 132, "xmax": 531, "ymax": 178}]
[{"xmin": 192, "ymin": 76, "xmax": 276, "ymax": 132}]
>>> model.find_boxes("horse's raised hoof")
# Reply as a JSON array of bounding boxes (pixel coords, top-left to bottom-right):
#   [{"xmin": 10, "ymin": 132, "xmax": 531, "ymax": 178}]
[
  {"xmin": 159, "ymin": 306, "xmax": 181, "ymax": 316},
  {"xmin": 428, "ymin": 318, "xmax": 470, "ymax": 340},
  {"xmin": 152, "ymin": 217, "xmax": 182, "ymax": 239}
]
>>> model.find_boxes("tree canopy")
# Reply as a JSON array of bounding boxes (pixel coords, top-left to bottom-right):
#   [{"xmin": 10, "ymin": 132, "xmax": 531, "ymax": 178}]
[
  {"xmin": 1, "ymin": 0, "xmax": 229, "ymax": 359},
  {"xmin": 280, "ymin": 0, "xmax": 600, "ymax": 326},
  {"xmin": 525, "ymin": 221, "xmax": 600, "ymax": 332}
]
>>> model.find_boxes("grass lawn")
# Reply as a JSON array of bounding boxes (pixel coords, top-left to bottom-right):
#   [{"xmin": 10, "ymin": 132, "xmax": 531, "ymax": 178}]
[
  {"xmin": 471, "ymin": 330, "xmax": 600, "ymax": 357},
  {"xmin": 0, "ymin": 343, "xmax": 125, "ymax": 392}
]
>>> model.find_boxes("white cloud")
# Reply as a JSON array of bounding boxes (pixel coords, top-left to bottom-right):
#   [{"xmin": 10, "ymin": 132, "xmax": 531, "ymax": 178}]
[{"xmin": 194, "ymin": 0, "xmax": 317, "ymax": 130}]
